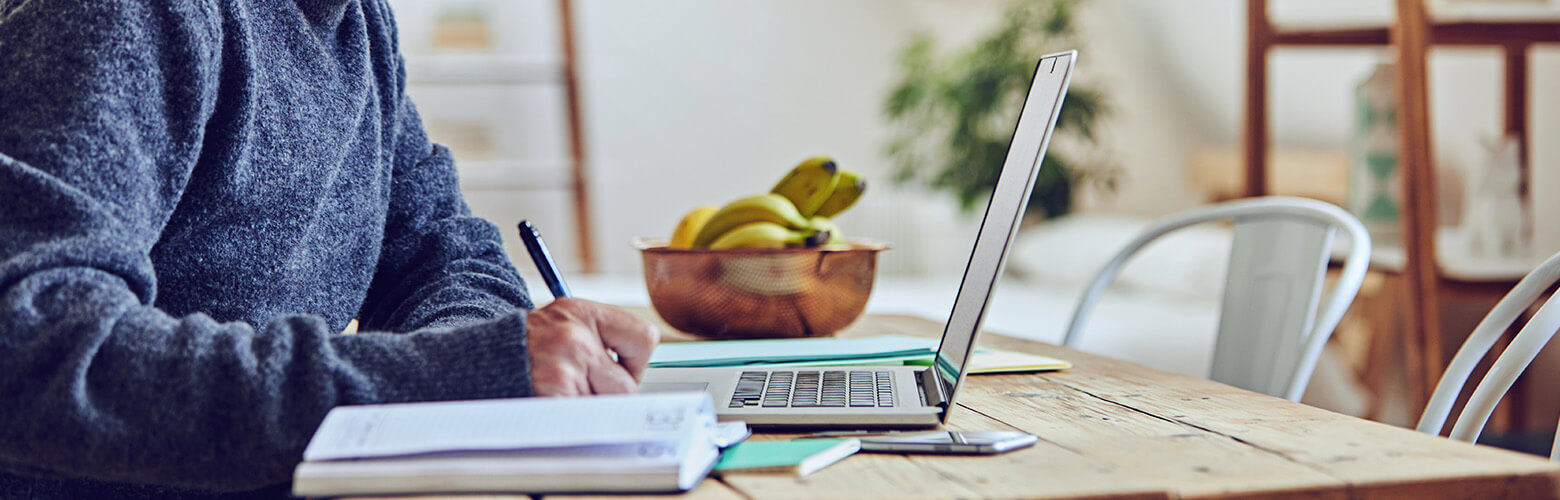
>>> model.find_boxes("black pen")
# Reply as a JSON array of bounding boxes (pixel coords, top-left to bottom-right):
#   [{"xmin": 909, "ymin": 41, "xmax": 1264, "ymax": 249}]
[{"xmin": 517, "ymin": 220, "xmax": 572, "ymax": 299}]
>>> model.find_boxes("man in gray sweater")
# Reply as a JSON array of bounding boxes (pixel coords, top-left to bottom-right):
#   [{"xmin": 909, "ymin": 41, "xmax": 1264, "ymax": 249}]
[{"xmin": 0, "ymin": 0, "xmax": 659, "ymax": 497}]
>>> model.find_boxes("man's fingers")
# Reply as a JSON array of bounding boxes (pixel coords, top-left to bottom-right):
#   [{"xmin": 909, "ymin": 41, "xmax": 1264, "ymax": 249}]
[
  {"xmin": 587, "ymin": 362, "xmax": 639, "ymax": 395},
  {"xmin": 528, "ymin": 352, "xmax": 587, "ymax": 397},
  {"xmin": 529, "ymin": 299, "xmax": 661, "ymax": 396},
  {"xmin": 579, "ymin": 303, "xmax": 661, "ymax": 380}
]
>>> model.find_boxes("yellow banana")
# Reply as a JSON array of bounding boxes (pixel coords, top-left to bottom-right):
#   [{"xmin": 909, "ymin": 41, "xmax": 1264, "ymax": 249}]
[
  {"xmin": 669, "ymin": 205, "xmax": 720, "ymax": 248},
  {"xmin": 691, "ymin": 193, "xmax": 813, "ymax": 248},
  {"xmin": 770, "ymin": 156, "xmax": 839, "ymax": 217},
  {"xmin": 708, "ymin": 221, "xmax": 827, "ymax": 249},
  {"xmin": 812, "ymin": 170, "xmax": 866, "ymax": 218},
  {"xmin": 809, "ymin": 216, "xmax": 846, "ymax": 245}
]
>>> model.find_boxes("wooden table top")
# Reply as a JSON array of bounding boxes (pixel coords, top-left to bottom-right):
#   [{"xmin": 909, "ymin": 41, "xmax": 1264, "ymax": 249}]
[{"xmin": 368, "ymin": 313, "xmax": 1560, "ymax": 500}]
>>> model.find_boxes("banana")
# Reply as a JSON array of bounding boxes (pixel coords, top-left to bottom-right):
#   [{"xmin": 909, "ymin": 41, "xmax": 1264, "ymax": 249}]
[
  {"xmin": 691, "ymin": 193, "xmax": 813, "ymax": 248},
  {"xmin": 770, "ymin": 156, "xmax": 839, "ymax": 217},
  {"xmin": 708, "ymin": 221, "xmax": 828, "ymax": 249},
  {"xmin": 669, "ymin": 205, "xmax": 720, "ymax": 248},
  {"xmin": 809, "ymin": 216, "xmax": 846, "ymax": 245},
  {"xmin": 812, "ymin": 170, "xmax": 866, "ymax": 218}
]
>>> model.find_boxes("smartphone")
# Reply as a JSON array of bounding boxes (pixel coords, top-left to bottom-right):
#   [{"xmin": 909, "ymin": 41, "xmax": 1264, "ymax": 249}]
[{"xmin": 856, "ymin": 431, "xmax": 1038, "ymax": 455}]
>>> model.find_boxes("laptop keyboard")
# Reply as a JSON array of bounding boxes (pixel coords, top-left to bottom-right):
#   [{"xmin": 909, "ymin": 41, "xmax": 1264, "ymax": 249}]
[{"xmin": 729, "ymin": 370, "xmax": 896, "ymax": 408}]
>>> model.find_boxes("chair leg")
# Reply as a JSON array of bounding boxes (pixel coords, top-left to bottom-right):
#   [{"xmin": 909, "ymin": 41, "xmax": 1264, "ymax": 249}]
[
  {"xmin": 1361, "ymin": 272, "xmax": 1403, "ymax": 422},
  {"xmin": 1399, "ymin": 284, "xmax": 1431, "ymax": 425},
  {"xmin": 1501, "ymin": 304, "xmax": 1538, "ymax": 433},
  {"xmin": 1489, "ymin": 326, "xmax": 1517, "ymax": 434}
]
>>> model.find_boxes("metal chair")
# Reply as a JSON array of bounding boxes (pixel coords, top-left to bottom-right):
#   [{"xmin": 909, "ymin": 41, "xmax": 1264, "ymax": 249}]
[
  {"xmin": 1416, "ymin": 250, "xmax": 1560, "ymax": 460},
  {"xmin": 1062, "ymin": 196, "xmax": 1371, "ymax": 402}
]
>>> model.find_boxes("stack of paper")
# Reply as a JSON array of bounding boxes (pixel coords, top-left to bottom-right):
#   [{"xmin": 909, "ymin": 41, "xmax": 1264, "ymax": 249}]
[
  {"xmin": 650, "ymin": 335, "xmax": 1070, "ymax": 373},
  {"xmin": 292, "ymin": 392, "xmax": 745, "ymax": 497}
]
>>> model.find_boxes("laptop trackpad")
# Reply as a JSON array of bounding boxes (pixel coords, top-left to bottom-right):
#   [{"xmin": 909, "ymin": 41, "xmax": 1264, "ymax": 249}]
[{"xmin": 639, "ymin": 382, "xmax": 710, "ymax": 394}]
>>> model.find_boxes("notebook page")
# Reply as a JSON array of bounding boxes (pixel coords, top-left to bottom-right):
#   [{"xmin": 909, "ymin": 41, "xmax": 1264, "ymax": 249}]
[{"xmin": 303, "ymin": 392, "xmax": 714, "ymax": 461}]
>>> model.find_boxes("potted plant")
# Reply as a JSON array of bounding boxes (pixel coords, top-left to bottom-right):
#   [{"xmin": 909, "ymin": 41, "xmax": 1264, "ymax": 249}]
[{"xmin": 884, "ymin": 0, "xmax": 1114, "ymax": 220}]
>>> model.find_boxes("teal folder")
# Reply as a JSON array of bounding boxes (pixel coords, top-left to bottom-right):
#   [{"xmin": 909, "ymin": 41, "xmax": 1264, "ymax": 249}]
[
  {"xmin": 713, "ymin": 438, "xmax": 861, "ymax": 477},
  {"xmin": 649, "ymin": 336, "xmax": 937, "ymax": 368},
  {"xmin": 648, "ymin": 335, "xmax": 1071, "ymax": 373}
]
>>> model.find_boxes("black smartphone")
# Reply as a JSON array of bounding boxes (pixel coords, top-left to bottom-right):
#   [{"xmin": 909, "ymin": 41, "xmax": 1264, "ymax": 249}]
[{"xmin": 856, "ymin": 431, "xmax": 1038, "ymax": 455}]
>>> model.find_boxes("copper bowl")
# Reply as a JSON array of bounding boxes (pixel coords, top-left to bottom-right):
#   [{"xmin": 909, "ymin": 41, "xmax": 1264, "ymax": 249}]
[{"xmin": 633, "ymin": 238, "xmax": 887, "ymax": 339}]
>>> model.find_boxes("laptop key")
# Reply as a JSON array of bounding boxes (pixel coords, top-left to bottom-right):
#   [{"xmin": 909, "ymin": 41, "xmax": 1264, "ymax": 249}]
[
  {"xmin": 730, "ymin": 371, "xmax": 769, "ymax": 407},
  {"xmin": 819, "ymin": 371, "xmax": 848, "ymax": 406},
  {"xmin": 761, "ymin": 371, "xmax": 795, "ymax": 407},
  {"xmin": 733, "ymin": 369, "xmax": 903, "ymax": 409},
  {"xmin": 874, "ymin": 370, "xmax": 896, "ymax": 407},
  {"xmin": 792, "ymin": 371, "xmax": 822, "ymax": 407}
]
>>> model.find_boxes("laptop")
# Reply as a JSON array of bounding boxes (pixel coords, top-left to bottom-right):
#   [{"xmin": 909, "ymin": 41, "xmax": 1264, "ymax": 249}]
[{"xmin": 640, "ymin": 50, "xmax": 1077, "ymax": 429}]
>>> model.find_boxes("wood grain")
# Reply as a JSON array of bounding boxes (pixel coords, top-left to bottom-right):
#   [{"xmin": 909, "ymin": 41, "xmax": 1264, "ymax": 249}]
[
  {"xmin": 1504, "ymin": 42, "xmax": 1529, "ymax": 195},
  {"xmin": 1393, "ymin": 0, "xmax": 1444, "ymax": 413},
  {"xmin": 1242, "ymin": 0, "xmax": 1270, "ymax": 198},
  {"xmin": 342, "ymin": 313, "xmax": 1560, "ymax": 499},
  {"xmin": 706, "ymin": 412, "xmax": 1169, "ymax": 500},
  {"xmin": 555, "ymin": 0, "xmax": 595, "ymax": 273},
  {"xmin": 967, "ymin": 322, "xmax": 1560, "ymax": 499},
  {"xmin": 1269, "ymin": 22, "xmax": 1560, "ymax": 47}
]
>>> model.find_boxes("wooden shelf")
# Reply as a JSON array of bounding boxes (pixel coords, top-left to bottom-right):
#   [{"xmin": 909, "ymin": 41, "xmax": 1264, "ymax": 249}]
[
  {"xmin": 402, "ymin": 0, "xmax": 596, "ymax": 273},
  {"xmin": 1271, "ymin": 25, "xmax": 1391, "ymax": 46},
  {"xmin": 1269, "ymin": 22, "xmax": 1560, "ymax": 47},
  {"xmin": 1366, "ymin": 227, "xmax": 1545, "ymax": 282},
  {"xmin": 1245, "ymin": 0, "xmax": 1559, "ymax": 417}
]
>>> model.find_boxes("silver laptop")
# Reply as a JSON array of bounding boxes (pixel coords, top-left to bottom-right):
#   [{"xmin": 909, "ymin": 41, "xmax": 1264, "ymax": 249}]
[{"xmin": 640, "ymin": 51, "xmax": 1076, "ymax": 429}]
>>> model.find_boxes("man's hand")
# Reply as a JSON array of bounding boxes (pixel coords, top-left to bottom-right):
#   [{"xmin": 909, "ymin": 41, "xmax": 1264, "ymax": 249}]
[{"xmin": 525, "ymin": 298, "xmax": 662, "ymax": 397}]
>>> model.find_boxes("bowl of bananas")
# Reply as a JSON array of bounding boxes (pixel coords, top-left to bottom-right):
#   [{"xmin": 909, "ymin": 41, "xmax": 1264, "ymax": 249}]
[{"xmin": 637, "ymin": 156, "xmax": 883, "ymax": 339}]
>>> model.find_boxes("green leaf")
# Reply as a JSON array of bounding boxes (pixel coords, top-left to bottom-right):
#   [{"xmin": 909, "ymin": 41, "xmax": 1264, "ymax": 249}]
[{"xmin": 881, "ymin": 0, "xmax": 1116, "ymax": 221}]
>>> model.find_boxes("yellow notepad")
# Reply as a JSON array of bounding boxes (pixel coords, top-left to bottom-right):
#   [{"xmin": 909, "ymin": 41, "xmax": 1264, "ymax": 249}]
[
  {"xmin": 903, "ymin": 348, "xmax": 1071, "ymax": 374},
  {"xmin": 966, "ymin": 349, "xmax": 1073, "ymax": 374}
]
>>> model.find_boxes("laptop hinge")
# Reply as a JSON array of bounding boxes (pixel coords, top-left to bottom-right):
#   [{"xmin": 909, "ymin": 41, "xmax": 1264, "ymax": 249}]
[{"xmin": 918, "ymin": 368, "xmax": 948, "ymax": 410}]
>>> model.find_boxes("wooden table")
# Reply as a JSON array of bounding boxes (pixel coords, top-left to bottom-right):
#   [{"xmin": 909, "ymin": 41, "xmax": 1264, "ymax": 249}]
[{"xmin": 367, "ymin": 313, "xmax": 1560, "ymax": 500}]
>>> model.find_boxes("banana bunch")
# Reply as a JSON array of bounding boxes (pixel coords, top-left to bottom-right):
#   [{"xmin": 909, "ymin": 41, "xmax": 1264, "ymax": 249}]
[{"xmin": 668, "ymin": 156, "xmax": 867, "ymax": 249}]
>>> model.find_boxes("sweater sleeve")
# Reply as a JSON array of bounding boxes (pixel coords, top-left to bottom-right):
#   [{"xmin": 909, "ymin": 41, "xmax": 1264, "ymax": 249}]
[
  {"xmin": 0, "ymin": 0, "xmax": 531, "ymax": 492},
  {"xmin": 351, "ymin": 0, "xmax": 535, "ymax": 334},
  {"xmin": 354, "ymin": 95, "xmax": 537, "ymax": 332}
]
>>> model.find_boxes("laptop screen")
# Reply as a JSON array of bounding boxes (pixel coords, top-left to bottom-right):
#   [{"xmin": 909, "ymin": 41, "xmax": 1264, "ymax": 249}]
[{"xmin": 931, "ymin": 51, "xmax": 1074, "ymax": 418}]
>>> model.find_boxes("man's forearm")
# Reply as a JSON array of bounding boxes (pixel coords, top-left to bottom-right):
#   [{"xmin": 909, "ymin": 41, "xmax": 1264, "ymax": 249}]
[{"xmin": 0, "ymin": 267, "xmax": 532, "ymax": 491}]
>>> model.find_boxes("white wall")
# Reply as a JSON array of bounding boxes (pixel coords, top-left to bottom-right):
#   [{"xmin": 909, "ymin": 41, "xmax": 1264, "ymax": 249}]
[
  {"xmin": 574, "ymin": 0, "xmax": 997, "ymax": 276},
  {"xmin": 573, "ymin": 0, "xmax": 1222, "ymax": 276},
  {"xmin": 1069, "ymin": 0, "xmax": 1208, "ymax": 215},
  {"xmin": 390, "ymin": 0, "xmax": 1558, "ymax": 276},
  {"xmin": 1535, "ymin": 49, "xmax": 1560, "ymax": 252}
]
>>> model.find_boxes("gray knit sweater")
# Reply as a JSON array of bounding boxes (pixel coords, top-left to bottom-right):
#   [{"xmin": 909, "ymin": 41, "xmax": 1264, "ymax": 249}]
[{"xmin": 0, "ymin": 0, "xmax": 537, "ymax": 497}]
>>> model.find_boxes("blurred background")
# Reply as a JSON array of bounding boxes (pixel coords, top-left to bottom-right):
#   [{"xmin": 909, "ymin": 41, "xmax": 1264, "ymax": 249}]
[{"xmin": 385, "ymin": 0, "xmax": 1558, "ymax": 450}]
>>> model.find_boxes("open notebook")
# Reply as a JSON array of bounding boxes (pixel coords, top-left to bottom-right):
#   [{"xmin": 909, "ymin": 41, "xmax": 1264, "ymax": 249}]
[{"xmin": 293, "ymin": 392, "xmax": 747, "ymax": 496}]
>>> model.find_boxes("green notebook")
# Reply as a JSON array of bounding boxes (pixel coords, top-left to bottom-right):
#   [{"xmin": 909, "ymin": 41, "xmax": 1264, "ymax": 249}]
[{"xmin": 713, "ymin": 438, "xmax": 861, "ymax": 477}]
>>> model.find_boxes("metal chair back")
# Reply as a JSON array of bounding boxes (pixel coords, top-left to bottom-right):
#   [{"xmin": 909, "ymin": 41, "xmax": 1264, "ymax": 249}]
[{"xmin": 1063, "ymin": 197, "xmax": 1371, "ymax": 401}]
